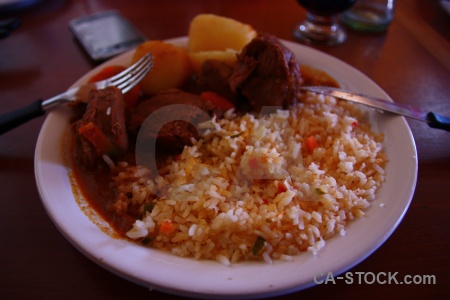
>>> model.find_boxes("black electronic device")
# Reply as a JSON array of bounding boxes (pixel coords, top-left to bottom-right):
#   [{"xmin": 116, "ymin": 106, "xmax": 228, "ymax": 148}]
[{"xmin": 69, "ymin": 10, "xmax": 147, "ymax": 61}]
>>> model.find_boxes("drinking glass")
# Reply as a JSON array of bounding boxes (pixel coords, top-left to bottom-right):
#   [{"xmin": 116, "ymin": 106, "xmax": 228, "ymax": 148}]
[
  {"xmin": 343, "ymin": 0, "xmax": 396, "ymax": 32},
  {"xmin": 293, "ymin": 0, "xmax": 356, "ymax": 46}
]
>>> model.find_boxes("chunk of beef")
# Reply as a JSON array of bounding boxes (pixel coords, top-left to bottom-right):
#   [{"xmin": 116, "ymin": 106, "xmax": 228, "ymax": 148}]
[
  {"xmin": 197, "ymin": 59, "xmax": 240, "ymax": 105},
  {"xmin": 72, "ymin": 86, "xmax": 128, "ymax": 169},
  {"xmin": 229, "ymin": 33, "xmax": 303, "ymax": 112},
  {"xmin": 128, "ymin": 88, "xmax": 213, "ymax": 152}
]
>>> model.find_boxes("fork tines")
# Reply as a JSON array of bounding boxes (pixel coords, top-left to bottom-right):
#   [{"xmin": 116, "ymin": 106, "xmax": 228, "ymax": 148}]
[{"xmin": 109, "ymin": 53, "xmax": 153, "ymax": 94}]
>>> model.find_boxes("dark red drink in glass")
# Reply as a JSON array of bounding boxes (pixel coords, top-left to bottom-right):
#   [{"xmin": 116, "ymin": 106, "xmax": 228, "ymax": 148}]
[
  {"xmin": 293, "ymin": 0, "xmax": 356, "ymax": 45},
  {"xmin": 297, "ymin": 0, "xmax": 356, "ymax": 15}
]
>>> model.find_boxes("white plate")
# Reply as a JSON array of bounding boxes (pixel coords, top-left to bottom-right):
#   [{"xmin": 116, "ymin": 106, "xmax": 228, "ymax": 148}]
[{"xmin": 35, "ymin": 37, "xmax": 418, "ymax": 299}]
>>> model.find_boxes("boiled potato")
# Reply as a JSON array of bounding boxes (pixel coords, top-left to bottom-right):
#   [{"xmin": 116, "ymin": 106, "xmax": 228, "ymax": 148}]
[
  {"xmin": 132, "ymin": 40, "xmax": 191, "ymax": 96},
  {"xmin": 188, "ymin": 14, "xmax": 256, "ymax": 53},
  {"xmin": 188, "ymin": 50, "xmax": 238, "ymax": 75}
]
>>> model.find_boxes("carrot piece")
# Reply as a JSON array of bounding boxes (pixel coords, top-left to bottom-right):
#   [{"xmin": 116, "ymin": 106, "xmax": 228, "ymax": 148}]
[
  {"xmin": 160, "ymin": 220, "xmax": 175, "ymax": 234},
  {"xmin": 248, "ymin": 157, "xmax": 259, "ymax": 168},
  {"xmin": 88, "ymin": 65, "xmax": 141, "ymax": 108},
  {"xmin": 122, "ymin": 85, "xmax": 141, "ymax": 108},
  {"xmin": 277, "ymin": 181, "xmax": 287, "ymax": 193},
  {"xmin": 305, "ymin": 136, "xmax": 318, "ymax": 153},
  {"xmin": 200, "ymin": 91, "xmax": 235, "ymax": 110},
  {"xmin": 78, "ymin": 122, "xmax": 116, "ymax": 156}
]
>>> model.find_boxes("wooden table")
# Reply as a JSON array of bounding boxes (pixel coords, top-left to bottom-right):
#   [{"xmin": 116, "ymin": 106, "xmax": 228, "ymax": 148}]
[{"xmin": 1, "ymin": 0, "xmax": 449, "ymax": 299}]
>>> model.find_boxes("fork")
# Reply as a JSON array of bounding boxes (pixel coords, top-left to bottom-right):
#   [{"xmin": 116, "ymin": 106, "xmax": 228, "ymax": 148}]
[{"xmin": 0, "ymin": 53, "xmax": 153, "ymax": 135}]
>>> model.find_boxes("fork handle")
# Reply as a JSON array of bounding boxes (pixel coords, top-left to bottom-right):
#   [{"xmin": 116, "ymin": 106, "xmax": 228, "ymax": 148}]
[{"xmin": 0, "ymin": 100, "xmax": 45, "ymax": 135}]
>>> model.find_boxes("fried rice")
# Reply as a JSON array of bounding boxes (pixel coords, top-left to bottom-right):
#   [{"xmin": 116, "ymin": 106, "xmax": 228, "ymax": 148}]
[{"xmin": 111, "ymin": 92, "xmax": 387, "ymax": 265}]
